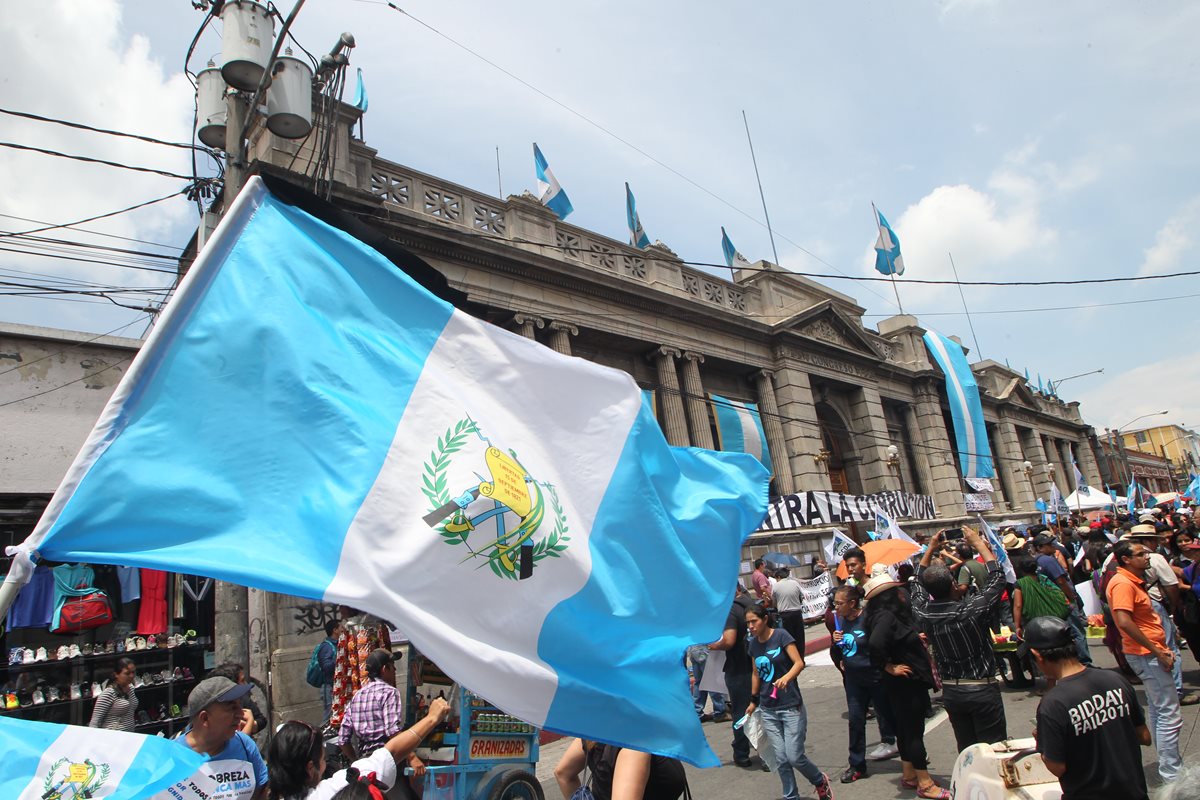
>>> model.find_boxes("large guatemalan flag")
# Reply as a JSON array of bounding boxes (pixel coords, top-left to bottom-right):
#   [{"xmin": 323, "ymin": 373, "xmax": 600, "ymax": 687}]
[
  {"xmin": 922, "ymin": 330, "xmax": 995, "ymax": 479},
  {"xmin": 1, "ymin": 715, "xmax": 204, "ymax": 799},
  {"xmin": 5, "ymin": 177, "xmax": 769, "ymax": 767},
  {"xmin": 709, "ymin": 394, "xmax": 771, "ymax": 475}
]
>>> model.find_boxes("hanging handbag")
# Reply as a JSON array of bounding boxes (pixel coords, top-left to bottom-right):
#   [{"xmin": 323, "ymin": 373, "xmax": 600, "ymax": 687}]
[{"xmin": 53, "ymin": 590, "xmax": 113, "ymax": 633}]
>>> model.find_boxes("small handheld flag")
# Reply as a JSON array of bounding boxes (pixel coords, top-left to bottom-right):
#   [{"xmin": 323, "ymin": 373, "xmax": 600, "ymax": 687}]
[
  {"xmin": 720, "ymin": 227, "xmax": 752, "ymax": 269},
  {"xmin": 533, "ymin": 143, "xmax": 573, "ymax": 220},
  {"xmin": 872, "ymin": 204, "xmax": 905, "ymax": 276},
  {"xmin": 626, "ymin": 182, "xmax": 650, "ymax": 248}
]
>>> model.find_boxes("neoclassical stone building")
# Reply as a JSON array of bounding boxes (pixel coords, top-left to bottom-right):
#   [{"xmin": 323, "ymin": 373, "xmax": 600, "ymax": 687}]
[{"xmin": 225, "ymin": 100, "xmax": 1106, "ymax": 557}]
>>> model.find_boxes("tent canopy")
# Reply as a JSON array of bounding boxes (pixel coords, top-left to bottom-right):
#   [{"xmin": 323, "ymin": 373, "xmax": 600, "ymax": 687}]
[{"xmin": 1064, "ymin": 486, "xmax": 1124, "ymax": 509}]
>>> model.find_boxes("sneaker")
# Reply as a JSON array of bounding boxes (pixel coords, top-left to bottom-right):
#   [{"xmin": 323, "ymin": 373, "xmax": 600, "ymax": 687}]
[
  {"xmin": 22, "ymin": 648, "xmax": 34, "ymax": 665},
  {"xmin": 8, "ymin": 648, "xmax": 21, "ymax": 665},
  {"xmin": 92, "ymin": 682, "xmax": 103, "ymax": 696},
  {"xmin": 125, "ymin": 637, "xmax": 135, "ymax": 652},
  {"xmin": 173, "ymin": 667, "xmax": 184, "ymax": 681},
  {"xmin": 841, "ymin": 767, "xmax": 866, "ymax": 783},
  {"xmin": 711, "ymin": 712, "xmax": 731, "ymax": 723},
  {"xmin": 115, "ymin": 639, "xmax": 125, "ymax": 653},
  {"xmin": 815, "ymin": 773, "xmax": 834, "ymax": 800},
  {"xmin": 34, "ymin": 647, "xmax": 48, "ymax": 662},
  {"xmin": 135, "ymin": 637, "xmax": 146, "ymax": 651},
  {"xmin": 70, "ymin": 684, "xmax": 82, "ymax": 700},
  {"xmin": 68, "ymin": 644, "xmax": 82, "ymax": 659},
  {"xmin": 46, "ymin": 687, "xmax": 60, "ymax": 703},
  {"xmin": 147, "ymin": 635, "xmax": 157, "ymax": 649},
  {"xmin": 171, "ymin": 703, "xmax": 182, "ymax": 718},
  {"xmin": 1180, "ymin": 692, "xmax": 1200, "ymax": 706},
  {"xmin": 56, "ymin": 645, "xmax": 70, "ymax": 661},
  {"xmin": 868, "ymin": 742, "xmax": 899, "ymax": 761},
  {"xmin": 32, "ymin": 689, "xmax": 45, "ymax": 705},
  {"xmin": 81, "ymin": 643, "xmax": 93, "ymax": 656}
]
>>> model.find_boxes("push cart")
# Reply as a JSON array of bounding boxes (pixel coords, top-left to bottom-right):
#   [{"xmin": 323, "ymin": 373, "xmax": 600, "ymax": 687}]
[{"xmin": 405, "ymin": 648, "xmax": 544, "ymax": 800}]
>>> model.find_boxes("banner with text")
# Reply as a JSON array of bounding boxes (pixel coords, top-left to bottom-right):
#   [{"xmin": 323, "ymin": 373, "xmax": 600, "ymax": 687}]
[
  {"xmin": 798, "ymin": 571, "xmax": 834, "ymax": 619},
  {"xmin": 757, "ymin": 490, "xmax": 937, "ymax": 532}
]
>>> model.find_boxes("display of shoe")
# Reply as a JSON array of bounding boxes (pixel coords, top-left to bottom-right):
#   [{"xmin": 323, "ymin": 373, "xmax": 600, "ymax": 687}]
[
  {"xmin": 184, "ymin": 629, "xmax": 197, "ymax": 644},
  {"xmin": 32, "ymin": 689, "xmax": 45, "ymax": 705},
  {"xmin": 147, "ymin": 635, "xmax": 157, "ymax": 649},
  {"xmin": 18, "ymin": 690, "xmax": 33, "ymax": 708},
  {"xmin": 173, "ymin": 667, "xmax": 184, "ymax": 681},
  {"xmin": 56, "ymin": 645, "xmax": 69, "ymax": 661},
  {"xmin": 867, "ymin": 742, "xmax": 899, "ymax": 761},
  {"xmin": 841, "ymin": 767, "xmax": 866, "ymax": 784},
  {"xmin": 46, "ymin": 687, "xmax": 61, "ymax": 703},
  {"xmin": 81, "ymin": 643, "xmax": 93, "ymax": 656},
  {"xmin": 8, "ymin": 648, "xmax": 21, "ymax": 665},
  {"xmin": 80, "ymin": 683, "xmax": 91, "ymax": 699},
  {"xmin": 5, "ymin": 692, "xmax": 19, "ymax": 709},
  {"xmin": 136, "ymin": 710, "xmax": 151, "ymax": 725},
  {"xmin": 92, "ymin": 682, "xmax": 103, "ymax": 696},
  {"xmin": 135, "ymin": 637, "xmax": 146, "ymax": 651},
  {"xmin": 34, "ymin": 647, "xmax": 48, "ymax": 662},
  {"xmin": 125, "ymin": 637, "xmax": 136, "ymax": 652},
  {"xmin": 115, "ymin": 639, "xmax": 125, "ymax": 653},
  {"xmin": 171, "ymin": 703, "xmax": 181, "ymax": 718},
  {"xmin": 70, "ymin": 684, "xmax": 82, "ymax": 700},
  {"xmin": 21, "ymin": 648, "xmax": 35, "ymax": 665},
  {"xmin": 68, "ymin": 644, "xmax": 82, "ymax": 659},
  {"xmin": 104, "ymin": 641, "xmax": 115, "ymax": 654},
  {"xmin": 181, "ymin": 667, "xmax": 194, "ymax": 680}
]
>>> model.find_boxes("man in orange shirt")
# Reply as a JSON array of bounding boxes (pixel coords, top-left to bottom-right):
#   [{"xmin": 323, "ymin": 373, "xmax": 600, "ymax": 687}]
[{"xmin": 1106, "ymin": 539, "xmax": 1181, "ymax": 783}]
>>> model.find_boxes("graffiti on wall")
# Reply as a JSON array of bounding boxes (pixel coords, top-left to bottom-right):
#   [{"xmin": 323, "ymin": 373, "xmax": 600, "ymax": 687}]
[{"xmin": 293, "ymin": 601, "xmax": 340, "ymax": 636}]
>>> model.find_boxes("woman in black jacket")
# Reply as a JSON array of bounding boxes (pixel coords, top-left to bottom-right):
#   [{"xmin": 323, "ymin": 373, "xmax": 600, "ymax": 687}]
[{"xmin": 864, "ymin": 571, "xmax": 948, "ymax": 799}]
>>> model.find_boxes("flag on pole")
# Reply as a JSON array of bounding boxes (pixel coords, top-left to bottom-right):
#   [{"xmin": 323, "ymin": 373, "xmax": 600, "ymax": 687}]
[
  {"xmin": 1127, "ymin": 480, "xmax": 1139, "ymax": 510},
  {"xmin": 823, "ymin": 528, "xmax": 857, "ymax": 565},
  {"xmin": 872, "ymin": 204, "xmax": 905, "ymax": 276},
  {"xmin": 922, "ymin": 330, "xmax": 995, "ymax": 478},
  {"xmin": 1024, "ymin": 368, "xmax": 1031, "ymax": 387},
  {"xmin": 5, "ymin": 177, "xmax": 769, "ymax": 767},
  {"xmin": 1070, "ymin": 446, "xmax": 1089, "ymax": 493},
  {"xmin": 626, "ymin": 182, "xmax": 650, "ymax": 248},
  {"xmin": 710, "ymin": 394, "xmax": 772, "ymax": 475},
  {"xmin": 978, "ymin": 516, "xmax": 1016, "ymax": 584},
  {"xmin": 1186, "ymin": 474, "xmax": 1200, "ymax": 500},
  {"xmin": 533, "ymin": 143, "xmax": 573, "ymax": 220},
  {"xmin": 875, "ymin": 509, "xmax": 916, "ymax": 543},
  {"xmin": 720, "ymin": 227, "xmax": 752, "ymax": 269},
  {"xmin": 352, "ymin": 67, "xmax": 368, "ymax": 112},
  {"xmin": 1109, "ymin": 488, "xmax": 1119, "ymax": 508},
  {"xmin": 1037, "ymin": 373, "xmax": 1045, "ymax": 394},
  {"xmin": 1, "ymin": 715, "xmax": 205, "ymax": 800}
]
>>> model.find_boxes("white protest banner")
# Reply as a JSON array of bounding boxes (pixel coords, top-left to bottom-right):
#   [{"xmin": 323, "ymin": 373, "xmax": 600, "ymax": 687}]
[
  {"xmin": 798, "ymin": 571, "xmax": 833, "ymax": 619},
  {"xmin": 823, "ymin": 528, "xmax": 857, "ymax": 565}
]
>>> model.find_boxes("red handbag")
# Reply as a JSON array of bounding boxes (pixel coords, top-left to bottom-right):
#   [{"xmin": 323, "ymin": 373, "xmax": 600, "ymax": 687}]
[{"xmin": 53, "ymin": 591, "xmax": 114, "ymax": 633}]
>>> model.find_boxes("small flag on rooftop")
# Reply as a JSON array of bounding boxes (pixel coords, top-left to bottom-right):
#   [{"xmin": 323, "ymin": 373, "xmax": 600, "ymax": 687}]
[
  {"xmin": 872, "ymin": 204, "xmax": 905, "ymax": 276},
  {"xmin": 352, "ymin": 68, "xmax": 368, "ymax": 112},
  {"xmin": 626, "ymin": 182, "xmax": 650, "ymax": 248},
  {"xmin": 533, "ymin": 143, "xmax": 573, "ymax": 220},
  {"xmin": 720, "ymin": 227, "xmax": 753, "ymax": 269}
]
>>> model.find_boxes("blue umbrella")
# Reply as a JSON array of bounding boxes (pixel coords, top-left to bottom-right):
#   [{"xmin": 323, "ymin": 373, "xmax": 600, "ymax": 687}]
[{"xmin": 762, "ymin": 551, "xmax": 803, "ymax": 568}]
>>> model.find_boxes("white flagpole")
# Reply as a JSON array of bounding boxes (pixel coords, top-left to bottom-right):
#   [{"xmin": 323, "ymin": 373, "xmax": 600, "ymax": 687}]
[
  {"xmin": 873, "ymin": 203, "xmax": 905, "ymax": 313},
  {"xmin": 947, "ymin": 252, "xmax": 982, "ymax": 360},
  {"xmin": 742, "ymin": 110, "xmax": 781, "ymax": 267}
]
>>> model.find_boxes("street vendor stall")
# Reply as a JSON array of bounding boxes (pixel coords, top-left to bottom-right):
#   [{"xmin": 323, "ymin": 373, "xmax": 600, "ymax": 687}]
[{"xmin": 406, "ymin": 648, "xmax": 543, "ymax": 800}]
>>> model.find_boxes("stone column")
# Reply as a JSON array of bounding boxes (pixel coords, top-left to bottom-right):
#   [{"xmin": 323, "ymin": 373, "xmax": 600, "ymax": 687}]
[
  {"xmin": 902, "ymin": 404, "xmax": 936, "ymax": 497},
  {"xmin": 771, "ymin": 365, "xmax": 831, "ymax": 492},
  {"xmin": 1076, "ymin": 432, "xmax": 1104, "ymax": 489},
  {"xmin": 997, "ymin": 419, "xmax": 1035, "ymax": 509},
  {"xmin": 547, "ymin": 321, "xmax": 577, "ymax": 356},
  {"xmin": 1019, "ymin": 428, "xmax": 1056, "ymax": 499},
  {"xmin": 1042, "ymin": 434, "xmax": 1069, "ymax": 496},
  {"xmin": 754, "ymin": 370, "xmax": 795, "ymax": 494},
  {"xmin": 678, "ymin": 352, "xmax": 714, "ymax": 450},
  {"xmin": 513, "ymin": 313, "xmax": 544, "ymax": 340},
  {"xmin": 1056, "ymin": 439, "xmax": 1079, "ymax": 493},
  {"xmin": 912, "ymin": 380, "xmax": 966, "ymax": 517},
  {"xmin": 649, "ymin": 346, "xmax": 690, "ymax": 447},
  {"xmin": 984, "ymin": 424, "xmax": 1010, "ymax": 511},
  {"xmin": 848, "ymin": 386, "xmax": 894, "ymax": 494}
]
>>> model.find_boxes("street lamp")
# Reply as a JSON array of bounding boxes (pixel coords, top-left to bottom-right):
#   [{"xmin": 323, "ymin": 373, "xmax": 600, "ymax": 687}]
[
  {"xmin": 1047, "ymin": 368, "xmax": 1103, "ymax": 396},
  {"xmin": 1113, "ymin": 410, "xmax": 1169, "ymax": 490},
  {"xmin": 1022, "ymin": 460, "xmax": 1036, "ymax": 503}
]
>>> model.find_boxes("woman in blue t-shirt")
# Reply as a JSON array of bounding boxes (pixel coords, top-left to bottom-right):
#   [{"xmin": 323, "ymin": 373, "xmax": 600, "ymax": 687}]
[{"xmin": 743, "ymin": 605, "xmax": 833, "ymax": 800}]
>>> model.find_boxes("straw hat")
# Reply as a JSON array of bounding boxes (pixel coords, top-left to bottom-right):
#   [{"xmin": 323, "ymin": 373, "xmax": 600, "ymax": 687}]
[
  {"xmin": 1001, "ymin": 532, "xmax": 1025, "ymax": 550},
  {"xmin": 1126, "ymin": 524, "xmax": 1159, "ymax": 538},
  {"xmin": 863, "ymin": 572, "xmax": 901, "ymax": 604}
]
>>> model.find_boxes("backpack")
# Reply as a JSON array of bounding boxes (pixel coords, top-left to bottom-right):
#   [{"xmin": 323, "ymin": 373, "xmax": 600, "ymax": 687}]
[
  {"xmin": 305, "ymin": 640, "xmax": 332, "ymax": 688},
  {"xmin": 1017, "ymin": 574, "xmax": 1070, "ymax": 620}
]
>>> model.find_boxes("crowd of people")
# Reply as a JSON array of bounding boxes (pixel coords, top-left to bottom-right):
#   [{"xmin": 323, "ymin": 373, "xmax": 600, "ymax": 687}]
[{"xmin": 685, "ymin": 503, "xmax": 1200, "ymax": 800}]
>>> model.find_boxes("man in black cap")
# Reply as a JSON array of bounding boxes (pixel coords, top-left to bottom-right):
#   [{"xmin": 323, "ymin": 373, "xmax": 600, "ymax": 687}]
[
  {"xmin": 336, "ymin": 647, "xmax": 426, "ymax": 781},
  {"xmin": 1029, "ymin": 616, "xmax": 1150, "ymax": 800},
  {"xmin": 152, "ymin": 676, "xmax": 267, "ymax": 799}
]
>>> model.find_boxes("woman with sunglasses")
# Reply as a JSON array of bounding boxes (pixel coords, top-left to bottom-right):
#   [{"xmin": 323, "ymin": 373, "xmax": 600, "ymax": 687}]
[{"xmin": 267, "ymin": 696, "xmax": 449, "ymax": 799}]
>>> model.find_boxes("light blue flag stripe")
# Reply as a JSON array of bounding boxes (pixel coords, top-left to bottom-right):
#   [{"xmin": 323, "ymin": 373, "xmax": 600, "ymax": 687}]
[
  {"xmin": 709, "ymin": 393, "xmax": 772, "ymax": 475},
  {"xmin": 922, "ymin": 330, "xmax": 995, "ymax": 478},
  {"xmin": 33, "ymin": 188, "xmax": 454, "ymax": 595},
  {"xmin": 353, "ymin": 67, "xmax": 368, "ymax": 112},
  {"xmin": 540, "ymin": 412, "xmax": 767, "ymax": 757},
  {"xmin": 2, "ymin": 716, "xmax": 205, "ymax": 799}
]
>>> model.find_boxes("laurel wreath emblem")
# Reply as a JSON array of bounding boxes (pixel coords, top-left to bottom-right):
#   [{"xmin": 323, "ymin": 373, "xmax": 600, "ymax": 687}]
[
  {"xmin": 422, "ymin": 418, "xmax": 569, "ymax": 579},
  {"xmin": 42, "ymin": 758, "xmax": 110, "ymax": 798}
]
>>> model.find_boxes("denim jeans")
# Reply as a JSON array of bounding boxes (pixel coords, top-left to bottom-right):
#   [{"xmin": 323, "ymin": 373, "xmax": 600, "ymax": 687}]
[
  {"xmin": 689, "ymin": 649, "xmax": 727, "ymax": 716},
  {"xmin": 1126, "ymin": 652, "xmax": 1183, "ymax": 783},
  {"xmin": 760, "ymin": 705, "xmax": 824, "ymax": 800},
  {"xmin": 843, "ymin": 667, "xmax": 895, "ymax": 770},
  {"xmin": 1066, "ymin": 604, "xmax": 1093, "ymax": 665},
  {"xmin": 320, "ymin": 682, "xmax": 333, "ymax": 725},
  {"xmin": 1152, "ymin": 598, "xmax": 1185, "ymax": 694}
]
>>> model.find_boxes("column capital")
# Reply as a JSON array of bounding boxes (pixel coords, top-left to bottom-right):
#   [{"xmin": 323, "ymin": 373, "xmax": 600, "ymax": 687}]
[
  {"xmin": 647, "ymin": 345, "xmax": 682, "ymax": 362},
  {"xmin": 547, "ymin": 320, "xmax": 579, "ymax": 336},
  {"xmin": 753, "ymin": 368, "xmax": 775, "ymax": 382},
  {"xmin": 681, "ymin": 350, "xmax": 705, "ymax": 364},
  {"xmin": 512, "ymin": 313, "xmax": 544, "ymax": 330}
]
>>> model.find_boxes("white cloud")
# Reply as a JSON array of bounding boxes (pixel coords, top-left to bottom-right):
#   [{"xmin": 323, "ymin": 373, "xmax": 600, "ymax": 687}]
[
  {"xmin": 1075, "ymin": 360, "xmax": 1199, "ymax": 434},
  {"xmin": 0, "ymin": 0, "xmax": 195, "ymax": 331},
  {"xmin": 1138, "ymin": 197, "xmax": 1200, "ymax": 276}
]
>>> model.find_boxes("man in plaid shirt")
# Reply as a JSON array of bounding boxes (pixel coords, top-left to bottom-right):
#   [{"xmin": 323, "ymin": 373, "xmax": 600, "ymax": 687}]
[{"xmin": 337, "ymin": 648, "xmax": 408, "ymax": 759}]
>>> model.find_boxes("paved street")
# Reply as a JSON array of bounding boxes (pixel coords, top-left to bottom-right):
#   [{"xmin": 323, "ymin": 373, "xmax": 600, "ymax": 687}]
[{"xmin": 535, "ymin": 638, "xmax": 1200, "ymax": 798}]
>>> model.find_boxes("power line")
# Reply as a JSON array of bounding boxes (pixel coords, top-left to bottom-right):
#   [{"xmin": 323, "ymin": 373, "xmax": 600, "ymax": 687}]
[
  {"xmin": 0, "ymin": 107, "xmax": 217, "ymax": 155},
  {"xmin": 0, "ymin": 192, "xmax": 187, "ymax": 240},
  {"xmin": 0, "ymin": 212, "xmax": 184, "ymax": 251},
  {"xmin": 0, "ymin": 355, "xmax": 134, "ymax": 409},
  {"xmin": 0, "ymin": 141, "xmax": 197, "ymax": 181},
  {"xmin": 0, "ymin": 319, "xmax": 149, "ymax": 378},
  {"xmin": 861, "ymin": 292, "xmax": 1200, "ymax": 318},
  {"xmin": 0, "ymin": 245, "xmax": 178, "ymax": 275}
]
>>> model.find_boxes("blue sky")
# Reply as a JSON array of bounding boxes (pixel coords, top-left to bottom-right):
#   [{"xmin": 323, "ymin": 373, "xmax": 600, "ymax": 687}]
[{"xmin": 1, "ymin": 0, "xmax": 1197, "ymax": 434}]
